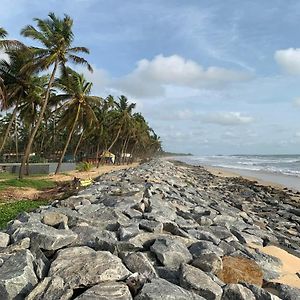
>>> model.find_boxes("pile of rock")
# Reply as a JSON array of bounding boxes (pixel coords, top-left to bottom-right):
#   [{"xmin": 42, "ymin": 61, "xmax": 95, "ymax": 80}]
[{"xmin": 0, "ymin": 159, "xmax": 299, "ymax": 299}]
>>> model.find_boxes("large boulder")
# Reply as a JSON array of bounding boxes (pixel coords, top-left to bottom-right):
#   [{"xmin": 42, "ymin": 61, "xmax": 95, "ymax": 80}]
[
  {"xmin": 122, "ymin": 252, "xmax": 157, "ymax": 278},
  {"xmin": 48, "ymin": 246, "xmax": 131, "ymax": 288},
  {"xmin": 222, "ymin": 284, "xmax": 256, "ymax": 300},
  {"xmin": 150, "ymin": 238, "xmax": 192, "ymax": 268},
  {"xmin": 179, "ymin": 263, "xmax": 223, "ymax": 300},
  {"xmin": 0, "ymin": 250, "xmax": 38, "ymax": 300},
  {"xmin": 11, "ymin": 222, "xmax": 77, "ymax": 251},
  {"xmin": 25, "ymin": 276, "xmax": 73, "ymax": 300},
  {"xmin": 217, "ymin": 256, "xmax": 263, "ymax": 286},
  {"xmin": 135, "ymin": 278, "xmax": 205, "ymax": 300},
  {"xmin": 191, "ymin": 253, "xmax": 223, "ymax": 274},
  {"xmin": 74, "ymin": 282, "xmax": 132, "ymax": 300}
]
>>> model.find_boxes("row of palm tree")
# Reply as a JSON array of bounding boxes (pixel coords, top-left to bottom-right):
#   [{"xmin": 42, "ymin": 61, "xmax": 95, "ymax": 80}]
[{"xmin": 0, "ymin": 13, "xmax": 161, "ymax": 179}]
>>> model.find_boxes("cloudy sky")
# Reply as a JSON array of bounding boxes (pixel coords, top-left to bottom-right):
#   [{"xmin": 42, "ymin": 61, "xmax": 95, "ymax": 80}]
[{"xmin": 1, "ymin": 0, "xmax": 300, "ymax": 155}]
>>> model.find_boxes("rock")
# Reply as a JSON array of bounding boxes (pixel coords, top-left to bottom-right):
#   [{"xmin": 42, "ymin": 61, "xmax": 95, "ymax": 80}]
[
  {"xmin": 0, "ymin": 232, "xmax": 10, "ymax": 247},
  {"xmin": 180, "ymin": 263, "xmax": 223, "ymax": 300},
  {"xmin": 0, "ymin": 250, "xmax": 38, "ymax": 300},
  {"xmin": 71, "ymin": 225, "xmax": 117, "ymax": 249},
  {"xmin": 189, "ymin": 241, "xmax": 224, "ymax": 258},
  {"xmin": 139, "ymin": 219, "xmax": 163, "ymax": 233},
  {"xmin": 25, "ymin": 276, "xmax": 73, "ymax": 300},
  {"xmin": 263, "ymin": 282, "xmax": 300, "ymax": 300},
  {"xmin": 122, "ymin": 252, "xmax": 157, "ymax": 278},
  {"xmin": 41, "ymin": 212, "xmax": 68, "ymax": 228},
  {"xmin": 188, "ymin": 229, "xmax": 220, "ymax": 245},
  {"xmin": 217, "ymin": 256, "xmax": 263, "ymax": 286},
  {"xmin": 240, "ymin": 282, "xmax": 282, "ymax": 300},
  {"xmin": 135, "ymin": 278, "xmax": 205, "ymax": 299},
  {"xmin": 155, "ymin": 266, "xmax": 180, "ymax": 284},
  {"xmin": 12, "ymin": 222, "xmax": 77, "ymax": 251},
  {"xmin": 74, "ymin": 282, "xmax": 132, "ymax": 300},
  {"xmin": 222, "ymin": 283, "xmax": 256, "ymax": 300},
  {"xmin": 192, "ymin": 253, "xmax": 223, "ymax": 274},
  {"xmin": 231, "ymin": 230, "xmax": 264, "ymax": 246},
  {"xmin": 118, "ymin": 223, "xmax": 140, "ymax": 240},
  {"xmin": 150, "ymin": 238, "xmax": 192, "ymax": 268},
  {"xmin": 48, "ymin": 246, "xmax": 131, "ymax": 288}
]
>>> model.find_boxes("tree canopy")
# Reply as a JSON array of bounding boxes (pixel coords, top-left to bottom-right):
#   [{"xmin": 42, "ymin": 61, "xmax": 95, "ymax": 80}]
[{"xmin": 0, "ymin": 14, "xmax": 162, "ymax": 177}]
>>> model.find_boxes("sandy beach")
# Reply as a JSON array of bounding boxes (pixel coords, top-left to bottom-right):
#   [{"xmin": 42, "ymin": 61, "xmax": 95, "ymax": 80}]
[{"xmin": 204, "ymin": 165, "xmax": 300, "ymax": 192}]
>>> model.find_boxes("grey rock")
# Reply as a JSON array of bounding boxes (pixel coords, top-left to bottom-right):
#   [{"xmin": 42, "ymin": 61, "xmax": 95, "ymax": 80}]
[
  {"xmin": 48, "ymin": 246, "xmax": 131, "ymax": 288},
  {"xmin": 139, "ymin": 219, "xmax": 163, "ymax": 233},
  {"xmin": 192, "ymin": 253, "xmax": 223, "ymax": 274},
  {"xmin": 155, "ymin": 266, "xmax": 180, "ymax": 285},
  {"xmin": 135, "ymin": 278, "xmax": 205, "ymax": 299},
  {"xmin": 188, "ymin": 229, "xmax": 220, "ymax": 245},
  {"xmin": 222, "ymin": 283, "xmax": 256, "ymax": 300},
  {"xmin": 12, "ymin": 222, "xmax": 77, "ymax": 251},
  {"xmin": 41, "ymin": 212, "xmax": 68, "ymax": 228},
  {"xmin": 0, "ymin": 237, "xmax": 30, "ymax": 253},
  {"xmin": 150, "ymin": 238, "xmax": 192, "ymax": 268},
  {"xmin": 240, "ymin": 282, "xmax": 282, "ymax": 300},
  {"xmin": 74, "ymin": 282, "xmax": 132, "ymax": 300},
  {"xmin": 122, "ymin": 252, "xmax": 157, "ymax": 278},
  {"xmin": 118, "ymin": 223, "xmax": 140, "ymax": 240},
  {"xmin": 0, "ymin": 232, "xmax": 10, "ymax": 247},
  {"xmin": 25, "ymin": 276, "xmax": 73, "ymax": 300},
  {"xmin": 264, "ymin": 282, "xmax": 300, "ymax": 300},
  {"xmin": 180, "ymin": 263, "xmax": 223, "ymax": 300},
  {"xmin": 189, "ymin": 241, "xmax": 224, "ymax": 258},
  {"xmin": 231, "ymin": 230, "xmax": 264, "ymax": 246},
  {"xmin": 0, "ymin": 250, "xmax": 38, "ymax": 300},
  {"xmin": 71, "ymin": 225, "xmax": 117, "ymax": 248}
]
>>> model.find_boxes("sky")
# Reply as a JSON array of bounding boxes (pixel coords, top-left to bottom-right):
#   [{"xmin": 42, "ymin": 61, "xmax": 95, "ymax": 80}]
[{"xmin": 1, "ymin": 0, "xmax": 300, "ymax": 155}]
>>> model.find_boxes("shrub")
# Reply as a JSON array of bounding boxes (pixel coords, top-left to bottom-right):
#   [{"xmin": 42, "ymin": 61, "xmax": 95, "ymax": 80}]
[{"xmin": 76, "ymin": 162, "xmax": 94, "ymax": 172}]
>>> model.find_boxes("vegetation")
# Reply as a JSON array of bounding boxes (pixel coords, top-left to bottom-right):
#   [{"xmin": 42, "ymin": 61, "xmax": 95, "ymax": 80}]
[
  {"xmin": 0, "ymin": 178, "xmax": 55, "ymax": 190},
  {"xmin": 0, "ymin": 13, "xmax": 162, "ymax": 179},
  {"xmin": 76, "ymin": 161, "xmax": 94, "ymax": 172},
  {"xmin": 0, "ymin": 200, "xmax": 48, "ymax": 228}
]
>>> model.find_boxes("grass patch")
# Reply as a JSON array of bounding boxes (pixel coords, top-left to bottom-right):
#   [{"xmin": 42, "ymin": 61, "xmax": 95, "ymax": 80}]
[
  {"xmin": 0, "ymin": 178, "xmax": 56, "ymax": 190},
  {"xmin": 0, "ymin": 200, "xmax": 48, "ymax": 229}
]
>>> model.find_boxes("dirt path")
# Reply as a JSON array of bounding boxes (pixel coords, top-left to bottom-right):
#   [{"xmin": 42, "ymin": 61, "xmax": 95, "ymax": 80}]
[{"xmin": 0, "ymin": 163, "xmax": 139, "ymax": 202}]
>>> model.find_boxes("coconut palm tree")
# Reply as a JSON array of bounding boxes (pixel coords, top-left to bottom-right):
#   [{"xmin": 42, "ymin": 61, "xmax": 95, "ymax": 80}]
[
  {"xmin": 53, "ymin": 68, "xmax": 101, "ymax": 174},
  {"xmin": 0, "ymin": 48, "xmax": 37, "ymax": 154},
  {"xmin": 19, "ymin": 12, "xmax": 93, "ymax": 178}
]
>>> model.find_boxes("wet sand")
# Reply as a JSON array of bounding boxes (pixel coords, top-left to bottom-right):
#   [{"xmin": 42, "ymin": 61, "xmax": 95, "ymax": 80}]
[{"xmin": 205, "ymin": 165, "xmax": 300, "ymax": 191}]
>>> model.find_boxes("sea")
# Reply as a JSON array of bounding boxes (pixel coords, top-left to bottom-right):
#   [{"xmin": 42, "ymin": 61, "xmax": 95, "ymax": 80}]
[{"xmin": 174, "ymin": 155, "xmax": 300, "ymax": 191}]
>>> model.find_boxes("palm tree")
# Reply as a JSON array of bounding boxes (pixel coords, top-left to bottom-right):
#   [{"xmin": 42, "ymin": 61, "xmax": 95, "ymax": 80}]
[
  {"xmin": 19, "ymin": 12, "xmax": 93, "ymax": 178},
  {"xmin": 107, "ymin": 95, "xmax": 136, "ymax": 153},
  {"xmin": 0, "ymin": 27, "xmax": 7, "ymax": 38},
  {"xmin": 0, "ymin": 48, "xmax": 36, "ymax": 154},
  {"xmin": 53, "ymin": 68, "xmax": 101, "ymax": 174}
]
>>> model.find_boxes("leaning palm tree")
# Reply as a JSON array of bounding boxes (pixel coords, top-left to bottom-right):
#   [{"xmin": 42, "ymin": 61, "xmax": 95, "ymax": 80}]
[
  {"xmin": 53, "ymin": 68, "xmax": 101, "ymax": 174},
  {"xmin": 0, "ymin": 48, "xmax": 36, "ymax": 154},
  {"xmin": 19, "ymin": 12, "xmax": 93, "ymax": 178}
]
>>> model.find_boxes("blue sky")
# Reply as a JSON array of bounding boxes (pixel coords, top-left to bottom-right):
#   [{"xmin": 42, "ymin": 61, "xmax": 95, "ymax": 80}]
[{"xmin": 1, "ymin": 0, "xmax": 300, "ymax": 155}]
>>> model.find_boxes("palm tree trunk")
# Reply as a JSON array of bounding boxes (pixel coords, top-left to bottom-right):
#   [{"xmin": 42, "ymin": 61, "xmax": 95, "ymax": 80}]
[
  {"xmin": 107, "ymin": 126, "xmax": 121, "ymax": 151},
  {"xmin": 96, "ymin": 142, "xmax": 100, "ymax": 168},
  {"xmin": 55, "ymin": 104, "xmax": 81, "ymax": 175},
  {"xmin": 0, "ymin": 99, "xmax": 19, "ymax": 154},
  {"xmin": 15, "ymin": 118, "xmax": 18, "ymax": 161},
  {"xmin": 73, "ymin": 130, "xmax": 83, "ymax": 162},
  {"xmin": 19, "ymin": 61, "xmax": 58, "ymax": 179}
]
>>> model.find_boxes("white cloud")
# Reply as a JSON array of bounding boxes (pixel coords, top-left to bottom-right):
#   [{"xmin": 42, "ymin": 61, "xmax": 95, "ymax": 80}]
[
  {"xmin": 114, "ymin": 54, "xmax": 253, "ymax": 98},
  {"xmin": 202, "ymin": 112, "xmax": 254, "ymax": 126},
  {"xmin": 274, "ymin": 48, "xmax": 300, "ymax": 75}
]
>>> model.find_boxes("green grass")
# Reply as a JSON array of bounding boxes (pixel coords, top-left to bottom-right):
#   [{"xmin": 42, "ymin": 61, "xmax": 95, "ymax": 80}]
[
  {"xmin": 0, "ymin": 200, "xmax": 48, "ymax": 229},
  {"xmin": 0, "ymin": 178, "xmax": 56, "ymax": 190}
]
